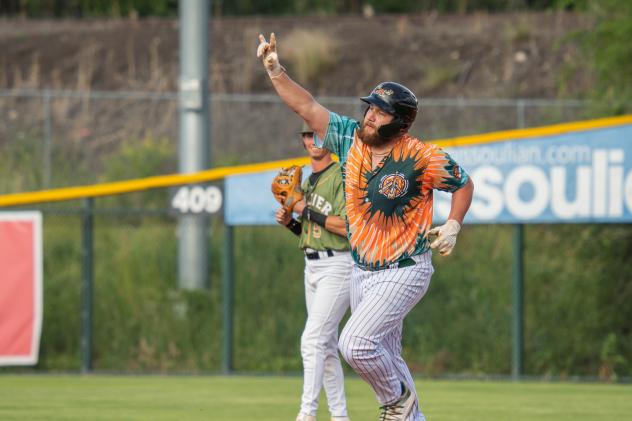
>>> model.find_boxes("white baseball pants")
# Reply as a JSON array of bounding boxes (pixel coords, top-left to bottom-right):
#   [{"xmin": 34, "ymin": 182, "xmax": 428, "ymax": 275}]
[
  {"xmin": 338, "ymin": 251, "xmax": 434, "ymax": 421},
  {"xmin": 300, "ymin": 252, "xmax": 353, "ymax": 417}
]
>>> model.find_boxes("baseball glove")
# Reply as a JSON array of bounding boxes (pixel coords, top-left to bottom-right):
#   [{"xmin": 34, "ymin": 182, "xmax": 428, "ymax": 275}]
[{"xmin": 271, "ymin": 165, "xmax": 303, "ymax": 211}]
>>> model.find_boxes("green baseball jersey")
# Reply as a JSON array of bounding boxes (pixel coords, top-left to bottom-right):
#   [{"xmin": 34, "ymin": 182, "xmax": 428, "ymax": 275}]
[{"xmin": 298, "ymin": 162, "xmax": 349, "ymax": 252}]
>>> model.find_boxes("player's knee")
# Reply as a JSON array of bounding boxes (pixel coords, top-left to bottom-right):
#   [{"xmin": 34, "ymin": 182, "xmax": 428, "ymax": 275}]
[
  {"xmin": 300, "ymin": 331, "xmax": 313, "ymax": 359},
  {"xmin": 338, "ymin": 330, "xmax": 377, "ymax": 367},
  {"xmin": 337, "ymin": 336, "xmax": 351, "ymax": 364},
  {"xmin": 301, "ymin": 329, "xmax": 328, "ymax": 359}
]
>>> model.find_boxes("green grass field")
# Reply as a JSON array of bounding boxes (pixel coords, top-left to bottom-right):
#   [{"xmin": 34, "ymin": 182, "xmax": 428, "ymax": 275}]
[{"xmin": 0, "ymin": 375, "xmax": 630, "ymax": 420}]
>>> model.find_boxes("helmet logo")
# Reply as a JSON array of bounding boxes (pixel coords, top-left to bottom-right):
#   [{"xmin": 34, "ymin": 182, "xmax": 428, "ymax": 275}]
[
  {"xmin": 374, "ymin": 87, "xmax": 394, "ymax": 97},
  {"xmin": 378, "ymin": 172, "xmax": 409, "ymax": 199}
]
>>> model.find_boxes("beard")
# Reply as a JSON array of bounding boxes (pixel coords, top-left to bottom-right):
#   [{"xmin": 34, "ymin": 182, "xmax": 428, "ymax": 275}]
[{"xmin": 357, "ymin": 122, "xmax": 391, "ymax": 147}]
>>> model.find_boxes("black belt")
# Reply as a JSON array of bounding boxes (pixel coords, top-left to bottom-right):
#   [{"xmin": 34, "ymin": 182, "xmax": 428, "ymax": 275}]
[
  {"xmin": 361, "ymin": 257, "xmax": 416, "ymax": 271},
  {"xmin": 304, "ymin": 249, "xmax": 335, "ymax": 260}
]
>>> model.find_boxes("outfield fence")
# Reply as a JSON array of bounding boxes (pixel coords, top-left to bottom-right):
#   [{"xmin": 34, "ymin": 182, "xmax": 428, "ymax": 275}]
[
  {"xmin": 0, "ymin": 88, "xmax": 591, "ymax": 193},
  {"xmin": 1, "ymin": 91, "xmax": 630, "ymax": 380},
  {"xmin": 6, "ymin": 198, "xmax": 630, "ymax": 380}
]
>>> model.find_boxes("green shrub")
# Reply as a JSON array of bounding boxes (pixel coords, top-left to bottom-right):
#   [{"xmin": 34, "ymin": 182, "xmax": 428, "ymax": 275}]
[
  {"xmin": 560, "ymin": 0, "xmax": 632, "ymax": 114},
  {"xmin": 23, "ymin": 216, "xmax": 632, "ymax": 377}
]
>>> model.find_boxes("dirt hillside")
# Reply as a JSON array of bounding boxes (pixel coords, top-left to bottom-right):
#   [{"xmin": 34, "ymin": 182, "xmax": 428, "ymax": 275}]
[{"xmin": 0, "ymin": 12, "xmax": 591, "ymax": 98}]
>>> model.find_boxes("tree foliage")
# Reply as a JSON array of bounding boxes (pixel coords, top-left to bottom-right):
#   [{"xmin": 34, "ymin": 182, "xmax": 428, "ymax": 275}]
[
  {"xmin": 0, "ymin": 0, "xmax": 595, "ymax": 17},
  {"xmin": 579, "ymin": 0, "xmax": 632, "ymax": 113}
]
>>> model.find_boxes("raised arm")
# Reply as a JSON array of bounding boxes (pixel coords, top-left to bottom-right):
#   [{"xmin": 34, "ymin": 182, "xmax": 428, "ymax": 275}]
[{"xmin": 257, "ymin": 33, "xmax": 330, "ymax": 140}]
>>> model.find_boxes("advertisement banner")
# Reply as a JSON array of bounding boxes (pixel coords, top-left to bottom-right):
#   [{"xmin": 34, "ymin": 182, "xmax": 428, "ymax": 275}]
[
  {"xmin": 0, "ymin": 212, "xmax": 43, "ymax": 366},
  {"xmin": 225, "ymin": 167, "xmax": 314, "ymax": 226},
  {"xmin": 225, "ymin": 120, "xmax": 632, "ymax": 226},
  {"xmin": 435, "ymin": 124, "xmax": 632, "ymax": 223}
]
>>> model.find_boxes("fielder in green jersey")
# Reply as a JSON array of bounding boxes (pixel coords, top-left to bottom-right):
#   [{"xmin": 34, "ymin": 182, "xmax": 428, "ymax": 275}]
[
  {"xmin": 296, "ymin": 161, "xmax": 349, "ymax": 252},
  {"xmin": 275, "ymin": 124, "xmax": 353, "ymax": 421}
]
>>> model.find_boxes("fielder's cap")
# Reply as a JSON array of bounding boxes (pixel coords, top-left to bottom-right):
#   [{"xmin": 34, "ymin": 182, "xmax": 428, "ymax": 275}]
[{"xmin": 300, "ymin": 121, "xmax": 314, "ymax": 135}]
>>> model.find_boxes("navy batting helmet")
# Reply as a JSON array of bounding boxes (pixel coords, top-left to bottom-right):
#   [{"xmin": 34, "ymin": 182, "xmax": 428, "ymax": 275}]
[{"xmin": 360, "ymin": 82, "xmax": 418, "ymax": 138}]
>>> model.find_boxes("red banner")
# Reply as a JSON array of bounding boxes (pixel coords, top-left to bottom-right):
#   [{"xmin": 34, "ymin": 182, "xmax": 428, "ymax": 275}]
[{"xmin": 0, "ymin": 212, "xmax": 42, "ymax": 366}]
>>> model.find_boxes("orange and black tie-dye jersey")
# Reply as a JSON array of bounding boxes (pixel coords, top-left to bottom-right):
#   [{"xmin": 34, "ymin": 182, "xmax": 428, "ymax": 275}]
[{"xmin": 317, "ymin": 111, "xmax": 469, "ymax": 270}]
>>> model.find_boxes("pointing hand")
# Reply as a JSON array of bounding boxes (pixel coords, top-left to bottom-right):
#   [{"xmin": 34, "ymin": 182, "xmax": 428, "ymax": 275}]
[{"xmin": 257, "ymin": 33, "xmax": 284, "ymax": 78}]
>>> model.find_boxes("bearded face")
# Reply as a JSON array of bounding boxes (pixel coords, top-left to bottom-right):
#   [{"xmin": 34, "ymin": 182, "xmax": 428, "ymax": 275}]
[{"xmin": 357, "ymin": 121, "xmax": 391, "ymax": 147}]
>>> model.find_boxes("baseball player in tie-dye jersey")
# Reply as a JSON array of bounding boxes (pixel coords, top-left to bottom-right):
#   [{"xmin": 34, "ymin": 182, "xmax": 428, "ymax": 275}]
[
  {"xmin": 258, "ymin": 33, "xmax": 474, "ymax": 421},
  {"xmin": 320, "ymin": 112, "xmax": 469, "ymax": 270}
]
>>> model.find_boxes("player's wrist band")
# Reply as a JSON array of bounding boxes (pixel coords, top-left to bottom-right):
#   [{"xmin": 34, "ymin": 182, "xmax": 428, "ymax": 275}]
[
  {"xmin": 302, "ymin": 206, "xmax": 327, "ymax": 227},
  {"xmin": 286, "ymin": 218, "xmax": 302, "ymax": 236},
  {"xmin": 268, "ymin": 65, "xmax": 286, "ymax": 79}
]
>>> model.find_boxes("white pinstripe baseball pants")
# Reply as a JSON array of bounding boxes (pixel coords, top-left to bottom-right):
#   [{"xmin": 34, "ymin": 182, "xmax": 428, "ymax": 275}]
[
  {"xmin": 300, "ymin": 252, "xmax": 353, "ymax": 417},
  {"xmin": 339, "ymin": 251, "xmax": 434, "ymax": 421}
]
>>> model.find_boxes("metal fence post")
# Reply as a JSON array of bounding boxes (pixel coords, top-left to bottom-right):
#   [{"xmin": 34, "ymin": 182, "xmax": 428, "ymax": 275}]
[
  {"xmin": 42, "ymin": 89, "xmax": 52, "ymax": 188},
  {"xmin": 512, "ymin": 224, "xmax": 524, "ymax": 379},
  {"xmin": 177, "ymin": 0, "xmax": 210, "ymax": 290},
  {"xmin": 81, "ymin": 197, "xmax": 94, "ymax": 373},
  {"xmin": 511, "ymin": 99, "xmax": 526, "ymax": 380},
  {"xmin": 222, "ymin": 223, "xmax": 234, "ymax": 374},
  {"xmin": 517, "ymin": 99, "xmax": 526, "ymax": 130}
]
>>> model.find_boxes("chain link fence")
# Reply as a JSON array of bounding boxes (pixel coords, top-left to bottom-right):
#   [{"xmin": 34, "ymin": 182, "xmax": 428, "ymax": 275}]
[
  {"xmin": 4, "ymin": 89, "xmax": 626, "ymax": 378},
  {"xmin": 0, "ymin": 89, "xmax": 591, "ymax": 194}
]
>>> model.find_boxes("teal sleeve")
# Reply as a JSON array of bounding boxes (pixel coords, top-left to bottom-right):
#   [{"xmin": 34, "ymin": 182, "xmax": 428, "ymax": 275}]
[
  {"xmin": 313, "ymin": 111, "xmax": 358, "ymax": 163},
  {"xmin": 426, "ymin": 148, "xmax": 470, "ymax": 193}
]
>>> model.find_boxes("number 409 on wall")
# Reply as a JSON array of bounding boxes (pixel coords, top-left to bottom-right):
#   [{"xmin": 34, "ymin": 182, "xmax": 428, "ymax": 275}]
[{"xmin": 170, "ymin": 185, "xmax": 223, "ymax": 214}]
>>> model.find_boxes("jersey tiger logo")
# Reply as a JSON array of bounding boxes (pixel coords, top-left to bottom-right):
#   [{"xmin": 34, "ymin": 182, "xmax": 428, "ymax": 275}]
[{"xmin": 378, "ymin": 172, "xmax": 409, "ymax": 199}]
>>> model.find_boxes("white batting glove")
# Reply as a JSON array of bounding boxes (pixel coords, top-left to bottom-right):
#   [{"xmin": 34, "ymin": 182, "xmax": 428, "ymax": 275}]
[
  {"xmin": 428, "ymin": 219, "xmax": 461, "ymax": 256},
  {"xmin": 257, "ymin": 33, "xmax": 285, "ymax": 78}
]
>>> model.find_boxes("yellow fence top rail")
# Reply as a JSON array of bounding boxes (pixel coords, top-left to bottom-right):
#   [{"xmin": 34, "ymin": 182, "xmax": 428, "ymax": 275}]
[
  {"xmin": 0, "ymin": 157, "xmax": 310, "ymax": 207},
  {"xmin": 432, "ymin": 114, "xmax": 632, "ymax": 148},
  {"xmin": 1, "ymin": 114, "xmax": 630, "ymax": 208}
]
